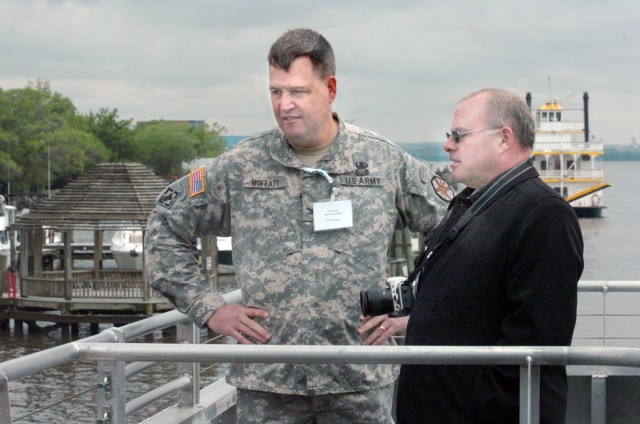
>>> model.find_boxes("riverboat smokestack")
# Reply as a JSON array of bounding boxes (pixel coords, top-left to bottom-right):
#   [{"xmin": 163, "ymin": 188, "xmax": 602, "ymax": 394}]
[
  {"xmin": 583, "ymin": 92, "xmax": 590, "ymax": 143},
  {"xmin": 526, "ymin": 92, "xmax": 532, "ymax": 110}
]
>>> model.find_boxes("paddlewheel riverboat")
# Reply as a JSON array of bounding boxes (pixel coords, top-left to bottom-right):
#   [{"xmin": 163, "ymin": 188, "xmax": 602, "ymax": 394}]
[{"xmin": 527, "ymin": 92, "xmax": 611, "ymax": 217}]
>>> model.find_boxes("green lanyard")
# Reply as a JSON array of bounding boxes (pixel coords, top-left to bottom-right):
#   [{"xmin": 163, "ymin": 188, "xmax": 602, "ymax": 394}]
[{"xmin": 298, "ymin": 166, "xmax": 341, "ymax": 201}]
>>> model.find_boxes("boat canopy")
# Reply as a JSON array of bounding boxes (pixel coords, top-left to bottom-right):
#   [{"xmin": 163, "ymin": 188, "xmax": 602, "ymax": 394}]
[{"xmin": 537, "ymin": 100, "xmax": 563, "ymax": 123}]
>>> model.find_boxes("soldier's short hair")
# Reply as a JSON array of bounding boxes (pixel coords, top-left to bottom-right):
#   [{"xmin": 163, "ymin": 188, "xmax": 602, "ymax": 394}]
[{"xmin": 268, "ymin": 28, "xmax": 336, "ymax": 80}]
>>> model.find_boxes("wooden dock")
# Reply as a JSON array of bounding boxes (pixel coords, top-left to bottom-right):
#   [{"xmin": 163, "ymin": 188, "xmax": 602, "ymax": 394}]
[
  {"xmin": 0, "ymin": 271, "xmax": 236, "ymax": 335},
  {"xmin": 0, "ymin": 290, "xmax": 174, "ymax": 335}
]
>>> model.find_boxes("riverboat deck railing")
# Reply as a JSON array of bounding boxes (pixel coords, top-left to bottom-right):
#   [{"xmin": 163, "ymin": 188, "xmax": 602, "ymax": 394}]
[
  {"xmin": 537, "ymin": 169, "xmax": 605, "ymax": 182},
  {"xmin": 2, "ymin": 281, "xmax": 640, "ymax": 424},
  {"xmin": 532, "ymin": 140, "xmax": 605, "ymax": 153}
]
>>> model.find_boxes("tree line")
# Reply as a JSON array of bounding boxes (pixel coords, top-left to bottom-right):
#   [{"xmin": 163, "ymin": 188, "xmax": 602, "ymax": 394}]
[
  {"xmin": 0, "ymin": 79, "xmax": 227, "ymax": 196},
  {"xmin": 603, "ymin": 145, "xmax": 640, "ymax": 161}
]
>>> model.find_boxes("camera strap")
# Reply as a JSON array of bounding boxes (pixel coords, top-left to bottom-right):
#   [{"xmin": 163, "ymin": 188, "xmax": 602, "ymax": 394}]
[{"xmin": 406, "ymin": 159, "xmax": 536, "ymax": 287}]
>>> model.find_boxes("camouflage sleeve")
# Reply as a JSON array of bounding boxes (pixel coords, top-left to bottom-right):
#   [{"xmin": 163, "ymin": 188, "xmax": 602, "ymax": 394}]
[
  {"xmin": 397, "ymin": 151, "xmax": 452, "ymax": 232},
  {"xmin": 144, "ymin": 167, "xmax": 229, "ymax": 328}
]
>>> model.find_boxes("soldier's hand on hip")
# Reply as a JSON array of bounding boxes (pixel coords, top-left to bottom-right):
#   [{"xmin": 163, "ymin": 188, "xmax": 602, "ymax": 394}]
[{"xmin": 207, "ymin": 304, "xmax": 271, "ymax": 344}]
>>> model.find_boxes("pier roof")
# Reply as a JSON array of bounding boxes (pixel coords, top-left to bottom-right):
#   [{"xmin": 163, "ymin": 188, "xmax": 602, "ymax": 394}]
[{"xmin": 13, "ymin": 162, "xmax": 169, "ymax": 231}]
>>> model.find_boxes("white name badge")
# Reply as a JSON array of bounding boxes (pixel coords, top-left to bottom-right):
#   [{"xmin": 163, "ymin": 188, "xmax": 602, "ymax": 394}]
[{"xmin": 313, "ymin": 200, "xmax": 353, "ymax": 231}]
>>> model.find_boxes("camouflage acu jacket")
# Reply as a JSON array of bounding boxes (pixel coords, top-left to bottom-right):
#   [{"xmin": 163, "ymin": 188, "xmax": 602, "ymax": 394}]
[{"xmin": 145, "ymin": 119, "xmax": 450, "ymax": 395}]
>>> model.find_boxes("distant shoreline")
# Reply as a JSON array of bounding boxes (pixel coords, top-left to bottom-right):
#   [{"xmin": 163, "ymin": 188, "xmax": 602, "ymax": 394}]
[{"xmin": 396, "ymin": 142, "xmax": 640, "ymax": 162}]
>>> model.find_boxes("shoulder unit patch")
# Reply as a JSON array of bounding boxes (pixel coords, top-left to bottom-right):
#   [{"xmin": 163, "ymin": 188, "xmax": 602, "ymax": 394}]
[
  {"xmin": 157, "ymin": 187, "xmax": 180, "ymax": 208},
  {"xmin": 431, "ymin": 175, "xmax": 455, "ymax": 202}
]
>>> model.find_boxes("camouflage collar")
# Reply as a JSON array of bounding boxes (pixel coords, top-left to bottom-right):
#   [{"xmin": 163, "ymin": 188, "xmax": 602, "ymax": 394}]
[{"xmin": 269, "ymin": 115, "xmax": 356, "ymax": 175}]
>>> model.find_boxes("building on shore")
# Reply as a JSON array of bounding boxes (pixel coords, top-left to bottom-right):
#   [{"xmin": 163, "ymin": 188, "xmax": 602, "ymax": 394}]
[{"xmin": 1, "ymin": 163, "xmax": 222, "ymax": 333}]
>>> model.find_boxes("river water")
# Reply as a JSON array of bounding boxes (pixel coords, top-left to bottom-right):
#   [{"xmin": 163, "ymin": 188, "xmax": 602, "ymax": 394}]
[
  {"xmin": 1, "ymin": 161, "xmax": 639, "ymax": 423},
  {"xmin": 577, "ymin": 161, "xmax": 640, "ymax": 280},
  {"xmin": 1, "ymin": 275, "xmax": 238, "ymax": 424}
]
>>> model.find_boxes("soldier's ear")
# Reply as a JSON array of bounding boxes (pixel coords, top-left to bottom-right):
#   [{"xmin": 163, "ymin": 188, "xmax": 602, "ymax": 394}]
[{"xmin": 327, "ymin": 76, "xmax": 337, "ymax": 103}]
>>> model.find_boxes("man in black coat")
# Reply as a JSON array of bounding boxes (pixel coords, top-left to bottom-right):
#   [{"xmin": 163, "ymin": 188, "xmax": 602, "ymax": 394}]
[{"xmin": 395, "ymin": 88, "xmax": 584, "ymax": 424}]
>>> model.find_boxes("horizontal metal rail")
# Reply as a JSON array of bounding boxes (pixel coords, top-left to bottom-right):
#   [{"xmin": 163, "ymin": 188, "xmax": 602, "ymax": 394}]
[
  {"xmin": 126, "ymin": 375, "xmax": 192, "ymax": 416},
  {"xmin": 75, "ymin": 343, "xmax": 640, "ymax": 367},
  {"xmin": 0, "ymin": 309, "xmax": 190, "ymax": 381},
  {"xmin": 5, "ymin": 342, "xmax": 640, "ymax": 424},
  {"xmin": 577, "ymin": 280, "xmax": 640, "ymax": 292},
  {"xmin": 2, "ymin": 283, "xmax": 640, "ymax": 424}
]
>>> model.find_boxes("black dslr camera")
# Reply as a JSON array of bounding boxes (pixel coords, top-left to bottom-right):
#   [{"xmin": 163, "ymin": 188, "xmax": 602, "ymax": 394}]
[{"xmin": 360, "ymin": 276, "xmax": 416, "ymax": 317}]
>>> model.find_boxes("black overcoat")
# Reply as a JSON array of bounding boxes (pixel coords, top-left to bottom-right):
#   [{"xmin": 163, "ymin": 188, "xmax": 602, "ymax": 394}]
[{"xmin": 397, "ymin": 162, "xmax": 584, "ymax": 424}]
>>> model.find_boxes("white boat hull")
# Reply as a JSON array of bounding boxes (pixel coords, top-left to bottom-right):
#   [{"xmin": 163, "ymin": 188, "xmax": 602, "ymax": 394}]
[
  {"xmin": 111, "ymin": 230, "xmax": 144, "ymax": 270},
  {"xmin": 111, "ymin": 231, "xmax": 233, "ymax": 270}
]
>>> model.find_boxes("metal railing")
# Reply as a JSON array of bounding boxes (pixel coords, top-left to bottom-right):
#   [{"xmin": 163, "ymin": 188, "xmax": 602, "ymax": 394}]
[
  {"xmin": 1, "ymin": 282, "xmax": 640, "ymax": 424},
  {"xmin": 19, "ymin": 270, "xmax": 168, "ymax": 299},
  {"xmin": 573, "ymin": 280, "xmax": 640, "ymax": 347},
  {"xmin": 533, "ymin": 139, "xmax": 605, "ymax": 152},
  {"xmin": 537, "ymin": 169, "xmax": 605, "ymax": 181}
]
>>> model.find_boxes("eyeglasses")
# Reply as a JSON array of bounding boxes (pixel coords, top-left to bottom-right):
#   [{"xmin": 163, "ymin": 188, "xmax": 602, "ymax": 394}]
[{"xmin": 446, "ymin": 128, "xmax": 502, "ymax": 143}]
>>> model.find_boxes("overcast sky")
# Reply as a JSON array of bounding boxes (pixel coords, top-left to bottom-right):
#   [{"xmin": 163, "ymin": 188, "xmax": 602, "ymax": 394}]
[{"xmin": 1, "ymin": 0, "xmax": 638, "ymax": 145}]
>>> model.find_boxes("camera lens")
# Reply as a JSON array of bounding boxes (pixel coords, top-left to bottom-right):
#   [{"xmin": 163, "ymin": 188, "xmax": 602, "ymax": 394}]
[{"xmin": 360, "ymin": 287, "xmax": 395, "ymax": 317}]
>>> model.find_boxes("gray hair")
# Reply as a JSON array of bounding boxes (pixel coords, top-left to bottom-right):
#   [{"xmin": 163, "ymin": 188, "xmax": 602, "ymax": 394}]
[
  {"xmin": 461, "ymin": 88, "xmax": 536, "ymax": 149},
  {"xmin": 268, "ymin": 28, "xmax": 336, "ymax": 79}
]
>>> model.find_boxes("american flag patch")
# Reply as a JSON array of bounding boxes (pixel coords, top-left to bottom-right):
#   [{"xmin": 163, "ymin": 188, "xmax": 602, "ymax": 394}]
[{"xmin": 189, "ymin": 166, "xmax": 206, "ymax": 197}]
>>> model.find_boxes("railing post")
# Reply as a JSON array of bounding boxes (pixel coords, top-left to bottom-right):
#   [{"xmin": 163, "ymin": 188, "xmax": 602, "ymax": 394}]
[
  {"xmin": 94, "ymin": 229, "xmax": 103, "ymax": 277},
  {"xmin": 602, "ymin": 285, "xmax": 608, "ymax": 346},
  {"xmin": 18, "ymin": 228, "xmax": 28, "ymax": 297},
  {"xmin": 0, "ymin": 371, "xmax": 11, "ymax": 424},
  {"xmin": 63, "ymin": 230, "xmax": 73, "ymax": 302},
  {"xmin": 142, "ymin": 229, "xmax": 150, "ymax": 304},
  {"xmin": 591, "ymin": 374, "xmax": 607, "ymax": 424},
  {"xmin": 97, "ymin": 328, "xmax": 126, "ymax": 424},
  {"xmin": 520, "ymin": 356, "xmax": 540, "ymax": 424},
  {"xmin": 176, "ymin": 319, "xmax": 200, "ymax": 407},
  {"xmin": 97, "ymin": 361, "xmax": 126, "ymax": 424}
]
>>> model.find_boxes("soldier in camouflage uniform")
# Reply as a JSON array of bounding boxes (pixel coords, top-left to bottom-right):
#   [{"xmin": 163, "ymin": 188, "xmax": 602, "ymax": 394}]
[{"xmin": 145, "ymin": 28, "xmax": 450, "ymax": 423}]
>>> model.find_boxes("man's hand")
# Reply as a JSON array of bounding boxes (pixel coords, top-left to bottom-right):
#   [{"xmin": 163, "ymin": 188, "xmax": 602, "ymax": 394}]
[
  {"xmin": 358, "ymin": 315, "xmax": 409, "ymax": 345},
  {"xmin": 207, "ymin": 304, "xmax": 271, "ymax": 344}
]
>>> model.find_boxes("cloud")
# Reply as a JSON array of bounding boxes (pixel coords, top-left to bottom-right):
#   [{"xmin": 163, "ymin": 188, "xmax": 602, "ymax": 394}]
[{"xmin": 1, "ymin": 0, "xmax": 638, "ymax": 143}]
